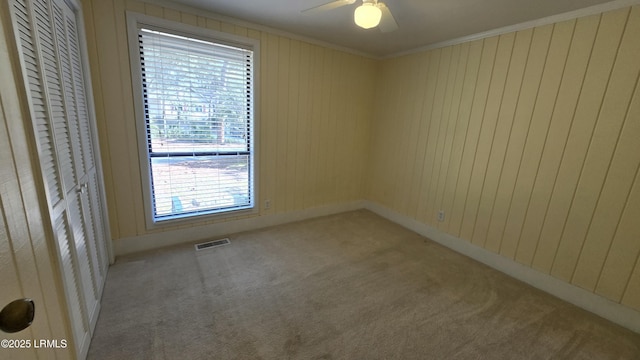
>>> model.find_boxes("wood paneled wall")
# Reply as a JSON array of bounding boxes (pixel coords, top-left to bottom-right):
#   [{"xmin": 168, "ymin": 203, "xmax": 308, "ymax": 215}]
[
  {"xmin": 367, "ymin": 5, "xmax": 640, "ymax": 311},
  {"xmin": 0, "ymin": 10, "xmax": 72, "ymax": 358},
  {"xmin": 80, "ymin": 0, "xmax": 376, "ymax": 239},
  {"xmin": 82, "ymin": 0, "xmax": 640, "ymax": 312}
]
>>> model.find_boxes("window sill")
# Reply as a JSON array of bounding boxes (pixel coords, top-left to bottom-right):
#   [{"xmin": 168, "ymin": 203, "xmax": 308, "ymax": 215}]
[{"xmin": 146, "ymin": 205, "xmax": 258, "ymax": 231}]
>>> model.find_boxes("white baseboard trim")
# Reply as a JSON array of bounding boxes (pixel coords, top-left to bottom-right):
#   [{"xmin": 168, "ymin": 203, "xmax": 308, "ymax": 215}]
[
  {"xmin": 363, "ymin": 200, "xmax": 640, "ymax": 334},
  {"xmin": 114, "ymin": 200, "xmax": 365, "ymax": 256}
]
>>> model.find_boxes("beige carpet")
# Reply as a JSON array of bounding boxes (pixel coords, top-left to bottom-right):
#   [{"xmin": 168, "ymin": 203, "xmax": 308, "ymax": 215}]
[{"xmin": 88, "ymin": 210, "xmax": 640, "ymax": 359}]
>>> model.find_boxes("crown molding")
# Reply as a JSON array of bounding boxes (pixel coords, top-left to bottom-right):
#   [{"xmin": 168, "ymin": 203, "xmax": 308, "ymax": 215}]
[
  {"xmin": 387, "ymin": 0, "xmax": 640, "ymax": 59},
  {"xmin": 137, "ymin": 0, "xmax": 379, "ymax": 59},
  {"xmin": 131, "ymin": 0, "xmax": 640, "ymax": 61}
]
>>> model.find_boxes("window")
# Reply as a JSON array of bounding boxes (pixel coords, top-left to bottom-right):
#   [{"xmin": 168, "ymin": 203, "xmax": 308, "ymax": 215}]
[{"xmin": 127, "ymin": 14, "xmax": 258, "ymax": 224}]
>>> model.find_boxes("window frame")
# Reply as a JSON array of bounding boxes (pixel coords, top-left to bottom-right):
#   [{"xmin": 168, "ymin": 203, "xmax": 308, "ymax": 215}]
[{"xmin": 126, "ymin": 12, "xmax": 260, "ymax": 229}]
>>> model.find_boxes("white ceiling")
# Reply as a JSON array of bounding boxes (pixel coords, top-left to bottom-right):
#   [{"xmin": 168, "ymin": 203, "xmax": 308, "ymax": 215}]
[{"xmin": 166, "ymin": 0, "xmax": 624, "ymax": 57}]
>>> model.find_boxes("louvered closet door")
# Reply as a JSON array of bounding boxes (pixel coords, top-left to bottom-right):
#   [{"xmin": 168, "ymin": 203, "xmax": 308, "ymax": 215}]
[
  {"xmin": 52, "ymin": 0, "xmax": 107, "ymax": 323},
  {"xmin": 10, "ymin": 0, "xmax": 108, "ymax": 358},
  {"xmin": 60, "ymin": 1, "xmax": 109, "ymax": 286}
]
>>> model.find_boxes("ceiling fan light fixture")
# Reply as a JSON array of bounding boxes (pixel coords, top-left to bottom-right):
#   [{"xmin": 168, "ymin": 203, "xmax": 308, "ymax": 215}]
[{"xmin": 354, "ymin": 3, "xmax": 382, "ymax": 29}]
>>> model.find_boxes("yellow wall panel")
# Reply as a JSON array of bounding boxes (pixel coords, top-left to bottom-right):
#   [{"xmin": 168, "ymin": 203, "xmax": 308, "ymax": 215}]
[
  {"xmin": 181, "ymin": 12, "xmax": 198, "ymax": 26},
  {"xmin": 368, "ymin": 54, "xmax": 420, "ymax": 207},
  {"xmin": 404, "ymin": 53, "xmax": 433, "ymax": 217},
  {"xmin": 425, "ymin": 45, "xmax": 462, "ymax": 224},
  {"xmin": 205, "ymin": 17, "xmax": 221, "ymax": 31},
  {"xmin": 484, "ymin": 27, "xmax": 549, "ymax": 253},
  {"xmin": 275, "ymin": 36, "xmax": 290, "ymax": 213},
  {"xmin": 81, "ymin": 0, "xmax": 119, "ymax": 239},
  {"xmin": 393, "ymin": 56, "xmax": 414, "ymax": 211},
  {"xmin": 390, "ymin": 55, "xmax": 413, "ymax": 214},
  {"xmin": 82, "ymin": 0, "xmax": 375, "ymax": 237},
  {"xmin": 531, "ymin": 15, "xmax": 600, "ymax": 272},
  {"xmin": 0, "ymin": 88, "xmax": 40, "ymax": 360},
  {"xmin": 303, "ymin": 45, "xmax": 322, "ymax": 208},
  {"xmin": 368, "ymin": 5, "xmax": 640, "ymax": 310},
  {"xmin": 393, "ymin": 55, "xmax": 422, "ymax": 215},
  {"xmin": 293, "ymin": 42, "xmax": 310, "ymax": 210},
  {"xmin": 511, "ymin": 20, "xmax": 575, "ymax": 265},
  {"xmin": 143, "ymin": 3, "xmax": 163, "ymax": 18},
  {"xmin": 448, "ymin": 38, "xmax": 497, "ymax": 237},
  {"xmin": 390, "ymin": 57, "xmax": 409, "ymax": 206},
  {"xmin": 433, "ymin": 44, "xmax": 468, "ymax": 219},
  {"xmin": 234, "ymin": 25, "xmax": 248, "ymax": 37},
  {"xmin": 125, "ymin": 0, "xmax": 145, "ymax": 12},
  {"xmin": 220, "ymin": 21, "xmax": 235, "ymax": 35},
  {"xmin": 416, "ymin": 51, "xmax": 440, "ymax": 216},
  {"xmin": 88, "ymin": 0, "xmax": 139, "ymax": 238},
  {"xmin": 550, "ymin": 8, "xmax": 630, "ymax": 282},
  {"xmin": 417, "ymin": 47, "xmax": 452, "ymax": 224},
  {"xmin": 535, "ymin": 12, "xmax": 618, "ymax": 277},
  {"xmin": 351, "ymin": 56, "xmax": 374, "ymax": 200},
  {"xmin": 499, "ymin": 22, "xmax": 570, "ymax": 260},
  {"xmin": 623, "ymin": 262, "xmax": 640, "ymax": 311},
  {"xmin": 370, "ymin": 56, "xmax": 399, "ymax": 206},
  {"xmin": 317, "ymin": 48, "xmax": 332, "ymax": 203},
  {"xmin": 595, "ymin": 88, "xmax": 640, "ymax": 301},
  {"xmin": 263, "ymin": 33, "xmax": 279, "ymax": 214},
  {"xmin": 571, "ymin": 6, "xmax": 640, "ymax": 291},
  {"xmin": 328, "ymin": 51, "xmax": 340, "ymax": 203},
  {"xmin": 459, "ymin": 33, "xmax": 514, "ymax": 244},
  {"xmin": 393, "ymin": 56, "xmax": 420, "ymax": 211},
  {"xmin": 163, "ymin": 7, "xmax": 181, "ymax": 22},
  {"xmin": 114, "ymin": 0, "xmax": 147, "ymax": 235},
  {"xmin": 196, "ymin": 16, "xmax": 207, "ymax": 28},
  {"xmin": 440, "ymin": 40, "xmax": 482, "ymax": 233},
  {"xmin": 286, "ymin": 40, "xmax": 300, "ymax": 212},
  {"xmin": 335, "ymin": 52, "xmax": 350, "ymax": 203},
  {"xmin": 472, "ymin": 30, "xmax": 531, "ymax": 248}
]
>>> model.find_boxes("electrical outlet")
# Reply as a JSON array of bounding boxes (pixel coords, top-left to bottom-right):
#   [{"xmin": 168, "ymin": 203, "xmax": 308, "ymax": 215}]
[
  {"xmin": 437, "ymin": 210, "xmax": 445, "ymax": 222},
  {"xmin": 264, "ymin": 200, "xmax": 271, "ymax": 210}
]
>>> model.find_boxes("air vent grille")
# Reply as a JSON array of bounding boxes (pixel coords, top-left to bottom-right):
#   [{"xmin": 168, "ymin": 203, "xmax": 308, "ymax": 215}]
[{"xmin": 195, "ymin": 238, "xmax": 230, "ymax": 251}]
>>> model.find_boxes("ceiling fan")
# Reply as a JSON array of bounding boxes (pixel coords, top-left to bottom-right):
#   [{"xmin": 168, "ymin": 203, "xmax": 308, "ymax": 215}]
[{"xmin": 302, "ymin": 0, "xmax": 399, "ymax": 32}]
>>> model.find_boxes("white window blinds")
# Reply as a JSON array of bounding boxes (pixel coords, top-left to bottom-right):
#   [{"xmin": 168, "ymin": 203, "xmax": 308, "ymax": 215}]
[{"xmin": 136, "ymin": 28, "xmax": 255, "ymax": 221}]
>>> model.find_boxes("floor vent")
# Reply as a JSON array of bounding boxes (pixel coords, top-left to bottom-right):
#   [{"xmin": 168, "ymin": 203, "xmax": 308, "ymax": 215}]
[{"xmin": 195, "ymin": 238, "xmax": 230, "ymax": 251}]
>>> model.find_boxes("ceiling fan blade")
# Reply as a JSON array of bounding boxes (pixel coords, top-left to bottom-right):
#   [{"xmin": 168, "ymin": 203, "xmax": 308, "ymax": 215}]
[
  {"xmin": 377, "ymin": 2, "xmax": 398, "ymax": 32},
  {"xmin": 301, "ymin": 0, "xmax": 356, "ymax": 13}
]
